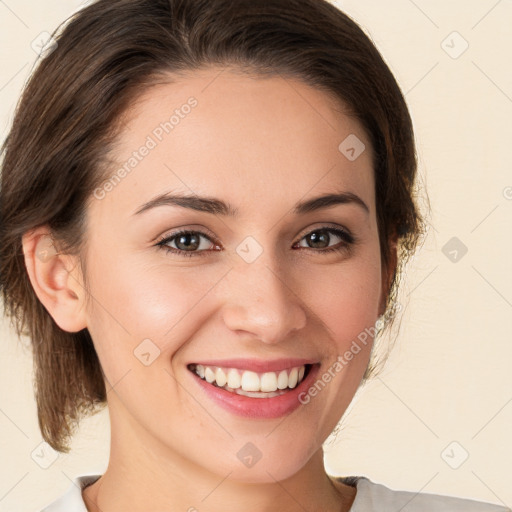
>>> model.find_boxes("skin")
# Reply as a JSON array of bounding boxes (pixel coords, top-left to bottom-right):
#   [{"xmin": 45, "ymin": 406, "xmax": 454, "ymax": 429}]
[{"xmin": 23, "ymin": 67, "xmax": 397, "ymax": 512}]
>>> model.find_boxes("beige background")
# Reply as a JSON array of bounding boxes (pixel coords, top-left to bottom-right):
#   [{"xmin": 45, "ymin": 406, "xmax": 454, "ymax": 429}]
[{"xmin": 1, "ymin": 1, "xmax": 511, "ymax": 510}]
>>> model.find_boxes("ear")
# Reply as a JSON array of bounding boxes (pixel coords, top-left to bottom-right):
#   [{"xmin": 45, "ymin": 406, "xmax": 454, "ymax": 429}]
[
  {"xmin": 379, "ymin": 231, "xmax": 399, "ymax": 317},
  {"xmin": 21, "ymin": 226, "xmax": 88, "ymax": 332}
]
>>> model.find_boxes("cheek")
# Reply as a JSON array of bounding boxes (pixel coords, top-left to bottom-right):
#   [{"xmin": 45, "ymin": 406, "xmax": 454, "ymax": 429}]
[
  {"xmin": 84, "ymin": 251, "xmax": 231, "ymax": 362},
  {"xmin": 295, "ymin": 255, "xmax": 381, "ymax": 398},
  {"xmin": 297, "ymin": 253, "xmax": 382, "ymax": 345},
  {"xmin": 82, "ymin": 255, "xmax": 218, "ymax": 421}
]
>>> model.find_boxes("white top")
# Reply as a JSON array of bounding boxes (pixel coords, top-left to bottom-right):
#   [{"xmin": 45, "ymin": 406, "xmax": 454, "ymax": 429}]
[{"xmin": 38, "ymin": 473, "xmax": 511, "ymax": 511}]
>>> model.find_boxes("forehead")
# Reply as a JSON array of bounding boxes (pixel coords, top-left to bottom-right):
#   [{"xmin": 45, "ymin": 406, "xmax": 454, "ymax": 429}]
[{"xmin": 92, "ymin": 67, "xmax": 375, "ymax": 221}]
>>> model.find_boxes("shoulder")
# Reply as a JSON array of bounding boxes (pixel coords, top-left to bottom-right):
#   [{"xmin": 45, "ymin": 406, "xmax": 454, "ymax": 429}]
[
  {"xmin": 335, "ymin": 476, "xmax": 511, "ymax": 512},
  {"xmin": 36, "ymin": 474, "xmax": 101, "ymax": 512}
]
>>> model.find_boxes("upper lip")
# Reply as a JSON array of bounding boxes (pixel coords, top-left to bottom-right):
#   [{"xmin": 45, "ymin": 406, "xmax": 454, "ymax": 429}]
[{"xmin": 188, "ymin": 358, "xmax": 317, "ymax": 373}]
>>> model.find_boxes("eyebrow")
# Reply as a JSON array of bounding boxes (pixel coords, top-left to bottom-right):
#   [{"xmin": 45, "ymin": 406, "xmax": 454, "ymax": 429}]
[{"xmin": 132, "ymin": 190, "xmax": 369, "ymax": 217}]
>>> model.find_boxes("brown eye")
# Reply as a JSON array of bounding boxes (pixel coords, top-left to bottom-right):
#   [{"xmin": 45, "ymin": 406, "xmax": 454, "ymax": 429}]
[
  {"xmin": 174, "ymin": 232, "xmax": 201, "ymax": 251},
  {"xmin": 296, "ymin": 227, "xmax": 354, "ymax": 252},
  {"xmin": 156, "ymin": 230, "xmax": 218, "ymax": 257},
  {"xmin": 304, "ymin": 230, "xmax": 331, "ymax": 249}
]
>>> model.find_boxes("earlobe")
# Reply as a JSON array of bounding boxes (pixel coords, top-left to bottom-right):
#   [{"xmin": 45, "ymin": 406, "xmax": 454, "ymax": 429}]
[{"xmin": 21, "ymin": 227, "xmax": 88, "ymax": 333}]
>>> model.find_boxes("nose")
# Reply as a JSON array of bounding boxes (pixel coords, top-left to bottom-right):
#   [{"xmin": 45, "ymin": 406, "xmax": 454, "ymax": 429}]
[{"xmin": 219, "ymin": 250, "xmax": 308, "ymax": 345}]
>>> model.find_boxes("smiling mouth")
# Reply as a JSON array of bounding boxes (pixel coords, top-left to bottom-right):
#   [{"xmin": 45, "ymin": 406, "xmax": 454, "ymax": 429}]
[{"xmin": 187, "ymin": 363, "xmax": 313, "ymax": 398}]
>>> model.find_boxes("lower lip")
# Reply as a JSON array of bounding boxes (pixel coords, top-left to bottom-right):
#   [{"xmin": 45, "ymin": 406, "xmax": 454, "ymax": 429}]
[{"xmin": 190, "ymin": 364, "xmax": 320, "ymax": 419}]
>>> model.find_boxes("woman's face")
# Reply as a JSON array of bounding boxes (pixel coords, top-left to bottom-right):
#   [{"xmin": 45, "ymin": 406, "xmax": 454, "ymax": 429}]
[{"xmin": 81, "ymin": 67, "xmax": 389, "ymax": 482}]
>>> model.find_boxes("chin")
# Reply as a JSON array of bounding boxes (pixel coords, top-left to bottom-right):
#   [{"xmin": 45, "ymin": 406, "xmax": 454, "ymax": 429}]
[{"xmin": 197, "ymin": 439, "xmax": 317, "ymax": 485}]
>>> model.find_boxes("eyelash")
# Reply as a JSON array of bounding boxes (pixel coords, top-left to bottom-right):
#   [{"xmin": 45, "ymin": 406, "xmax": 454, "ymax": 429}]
[{"xmin": 155, "ymin": 226, "xmax": 356, "ymax": 258}]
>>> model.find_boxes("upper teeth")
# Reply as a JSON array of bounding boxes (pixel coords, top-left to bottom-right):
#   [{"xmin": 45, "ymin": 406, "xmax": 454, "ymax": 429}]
[{"xmin": 193, "ymin": 364, "xmax": 307, "ymax": 392}]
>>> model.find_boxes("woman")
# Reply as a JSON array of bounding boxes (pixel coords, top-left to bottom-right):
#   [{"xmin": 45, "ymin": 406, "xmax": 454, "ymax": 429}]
[{"xmin": 0, "ymin": 0, "xmax": 508, "ymax": 510}]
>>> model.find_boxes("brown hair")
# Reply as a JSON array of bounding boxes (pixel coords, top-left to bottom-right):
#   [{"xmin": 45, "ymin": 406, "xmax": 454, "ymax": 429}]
[{"xmin": 0, "ymin": 0, "xmax": 426, "ymax": 452}]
